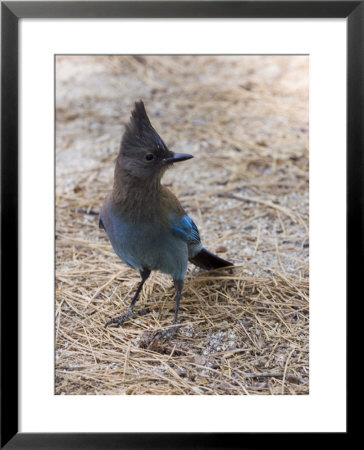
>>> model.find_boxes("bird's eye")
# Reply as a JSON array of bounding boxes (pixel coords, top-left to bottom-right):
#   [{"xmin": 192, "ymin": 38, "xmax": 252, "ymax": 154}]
[{"xmin": 145, "ymin": 153, "xmax": 154, "ymax": 161}]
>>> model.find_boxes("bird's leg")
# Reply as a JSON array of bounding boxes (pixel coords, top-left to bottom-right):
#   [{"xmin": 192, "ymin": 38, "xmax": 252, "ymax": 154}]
[
  {"xmin": 151, "ymin": 279, "xmax": 184, "ymax": 341},
  {"xmin": 105, "ymin": 268, "xmax": 151, "ymax": 328},
  {"xmin": 173, "ymin": 279, "xmax": 184, "ymax": 324}
]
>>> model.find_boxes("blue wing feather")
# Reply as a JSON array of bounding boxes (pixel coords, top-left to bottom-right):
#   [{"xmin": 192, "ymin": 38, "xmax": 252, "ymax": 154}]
[{"xmin": 171, "ymin": 214, "xmax": 201, "ymax": 245}]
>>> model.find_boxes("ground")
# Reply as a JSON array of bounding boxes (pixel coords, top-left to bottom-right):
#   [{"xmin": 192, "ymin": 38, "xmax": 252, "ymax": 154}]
[{"xmin": 55, "ymin": 55, "xmax": 309, "ymax": 395}]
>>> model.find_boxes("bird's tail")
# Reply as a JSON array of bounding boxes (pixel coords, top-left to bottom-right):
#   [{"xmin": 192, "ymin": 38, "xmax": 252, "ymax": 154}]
[{"xmin": 189, "ymin": 248, "xmax": 233, "ymax": 271}]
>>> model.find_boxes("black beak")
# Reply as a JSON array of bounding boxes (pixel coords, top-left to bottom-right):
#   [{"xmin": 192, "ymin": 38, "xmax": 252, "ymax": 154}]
[{"xmin": 163, "ymin": 153, "xmax": 194, "ymax": 164}]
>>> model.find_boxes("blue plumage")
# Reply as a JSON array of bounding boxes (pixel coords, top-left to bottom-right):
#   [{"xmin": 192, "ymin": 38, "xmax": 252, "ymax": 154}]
[
  {"xmin": 171, "ymin": 214, "xmax": 200, "ymax": 244},
  {"xmin": 170, "ymin": 214, "xmax": 203, "ymax": 259}
]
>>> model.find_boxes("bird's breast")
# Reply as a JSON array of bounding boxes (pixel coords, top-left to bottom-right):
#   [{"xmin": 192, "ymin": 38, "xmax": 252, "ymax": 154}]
[{"xmin": 100, "ymin": 202, "xmax": 188, "ymax": 279}]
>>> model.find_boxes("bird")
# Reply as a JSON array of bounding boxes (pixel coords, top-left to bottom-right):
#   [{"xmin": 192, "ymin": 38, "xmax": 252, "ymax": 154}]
[{"xmin": 100, "ymin": 100, "xmax": 233, "ymax": 329}]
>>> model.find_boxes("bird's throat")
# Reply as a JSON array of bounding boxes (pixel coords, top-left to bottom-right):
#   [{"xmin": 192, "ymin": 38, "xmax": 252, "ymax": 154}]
[{"xmin": 112, "ymin": 167, "xmax": 165, "ymax": 219}]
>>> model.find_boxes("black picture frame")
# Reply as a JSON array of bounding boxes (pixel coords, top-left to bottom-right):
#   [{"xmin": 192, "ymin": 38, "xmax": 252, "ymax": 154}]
[{"xmin": 1, "ymin": 1, "xmax": 357, "ymax": 448}]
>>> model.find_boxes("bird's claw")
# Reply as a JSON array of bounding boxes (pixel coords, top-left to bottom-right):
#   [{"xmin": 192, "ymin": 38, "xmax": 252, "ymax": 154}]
[
  {"xmin": 105, "ymin": 312, "xmax": 131, "ymax": 328},
  {"xmin": 152, "ymin": 323, "xmax": 181, "ymax": 341}
]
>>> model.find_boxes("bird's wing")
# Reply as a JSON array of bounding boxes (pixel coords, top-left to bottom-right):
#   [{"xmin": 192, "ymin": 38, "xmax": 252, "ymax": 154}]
[
  {"xmin": 170, "ymin": 214, "xmax": 203, "ymax": 258},
  {"xmin": 170, "ymin": 214, "xmax": 201, "ymax": 246}
]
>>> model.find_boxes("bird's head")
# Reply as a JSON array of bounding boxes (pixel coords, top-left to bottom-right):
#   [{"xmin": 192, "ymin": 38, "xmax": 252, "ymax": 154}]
[{"xmin": 117, "ymin": 101, "xmax": 193, "ymax": 180}]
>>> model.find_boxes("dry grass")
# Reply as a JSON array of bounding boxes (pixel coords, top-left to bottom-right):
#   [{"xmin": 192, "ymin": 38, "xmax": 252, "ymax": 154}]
[{"xmin": 56, "ymin": 55, "xmax": 309, "ymax": 395}]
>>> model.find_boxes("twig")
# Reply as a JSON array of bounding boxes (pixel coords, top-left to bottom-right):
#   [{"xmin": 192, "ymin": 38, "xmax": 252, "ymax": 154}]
[
  {"xmin": 242, "ymin": 372, "xmax": 284, "ymax": 378},
  {"xmin": 218, "ymin": 192, "xmax": 299, "ymax": 224},
  {"xmin": 73, "ymin": 208, "xmax": 99, "ymax": 215},
  {"xmin": 253, "ymin": 222, "xmax": 261, "ymax": 257},
  {"xmin": 282, "ymin": 348, "xmax": 296, "ymax": 394},
  {"xmin": 84, "ymin": 271, "xmax": 124, "ymax": 309}
]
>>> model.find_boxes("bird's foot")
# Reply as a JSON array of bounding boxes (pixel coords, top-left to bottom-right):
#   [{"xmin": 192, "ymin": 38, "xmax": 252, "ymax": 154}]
[
  {"xmin": 105, "ymin": 311, "xmax": 132, "ymax": 328},
  {"xmin": 138, "ymin": 321, "xmax": 190, "ymax": 349},
  {"xmin": 151, "ymin": 323, "xmax": 182, "ymax": 342},
  {"xmin": 105, "ymin": 308, "xmax": 151, "ymax": 328}
]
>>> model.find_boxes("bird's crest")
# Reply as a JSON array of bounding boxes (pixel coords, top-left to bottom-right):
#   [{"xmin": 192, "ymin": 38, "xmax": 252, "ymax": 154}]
[
  {"xmin": 121, "ymin": 100, "xmax": 168, "ymax": 154},
  {"xmin": 129, "ymin": 100, "xmax": 153, "ymax": 131}
]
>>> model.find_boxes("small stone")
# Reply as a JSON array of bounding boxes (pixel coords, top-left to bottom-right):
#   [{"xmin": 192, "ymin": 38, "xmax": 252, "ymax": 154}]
[
  {"xmin": 216, "ymin": 245, "xmax": 227, "ymax": 253},
  {"xmin": 194, "ymin": 355, "xmax": 206, "ymax": 366}
]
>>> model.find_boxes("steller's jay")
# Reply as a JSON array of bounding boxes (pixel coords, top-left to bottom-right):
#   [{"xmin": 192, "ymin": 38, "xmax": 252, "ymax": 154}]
[{"xmin": 100, "ymin": 101, "xmax": 233, "ymax": 329}]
